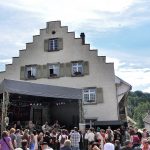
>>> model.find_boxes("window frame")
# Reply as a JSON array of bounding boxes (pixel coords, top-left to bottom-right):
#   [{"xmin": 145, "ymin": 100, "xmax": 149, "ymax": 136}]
[
  {"xmin": 25, "ymin": 65, "xmax": 37, "ymax": 80},
  {"xmin": 71, "ymin": 61, "xmax": 83, "ymax": 76},
  {"xmin": 48, "ymin": 38, "xmax": 58, "ymax": 51},
  {"xmin": 83, "ymin": 88, "xmax": 96, "ymax": 104},
  {"xmin": 48, "ymin": 63, "xmax": 60, "ymax": 78}
]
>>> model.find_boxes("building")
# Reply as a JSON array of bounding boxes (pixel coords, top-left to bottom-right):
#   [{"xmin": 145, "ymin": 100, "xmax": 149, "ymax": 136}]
[{"xmin": 0, "ymin": 21, "xmax": 131, "ymax": 128}]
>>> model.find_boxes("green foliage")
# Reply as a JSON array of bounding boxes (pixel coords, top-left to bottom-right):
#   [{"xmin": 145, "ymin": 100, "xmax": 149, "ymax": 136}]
[
  {"xmin": 133, "ymin": 102, "xmax": 150, "ymax": 128},
  {"xmin": 127, "ymin": 91, "xmax": 150, "ymax": 128}
]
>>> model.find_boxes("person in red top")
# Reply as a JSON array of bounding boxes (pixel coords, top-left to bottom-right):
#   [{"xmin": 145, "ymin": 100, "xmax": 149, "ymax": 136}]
[{"xmin": 130, "ymin": 130, "xmax": 140, "ymax": 149}]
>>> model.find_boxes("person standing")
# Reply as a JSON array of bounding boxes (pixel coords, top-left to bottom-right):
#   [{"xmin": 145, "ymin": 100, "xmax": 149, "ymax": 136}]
[
  {"xmin": 10, "ymin": 128, "xmax": 17, "ymax": 149},
  {"xmin": 60, "ymin": 140, "xmax": 72, "ymax": 150},
  {"xmin": 120, "ymin": 140, "xmax": 133, "ymax": 150},
  {"xmin": 15, "ymin": 129, "xmax": 23, "ymax": 148},
  {"xmin": 0, "ymin": 131, "xmax": 14, "ymax": 150},
  {"xmin": 70, "ymin": 127, "xmax": 80, "ymax": 150},
  {"xmin": 83, "ymin": 129, "xmax": 89, "ymax": 150}
]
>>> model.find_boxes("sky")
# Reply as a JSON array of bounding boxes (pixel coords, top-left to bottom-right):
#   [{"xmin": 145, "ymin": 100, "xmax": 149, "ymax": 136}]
[{"xmin": 0, "ymin": 0, "xmax": 150, "ymax": 92}]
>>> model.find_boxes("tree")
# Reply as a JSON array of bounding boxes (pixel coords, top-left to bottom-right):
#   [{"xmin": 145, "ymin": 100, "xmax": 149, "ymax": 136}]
[{"xmin": 133, "ymin": 102, "xmax": 150, "ymax": 128}]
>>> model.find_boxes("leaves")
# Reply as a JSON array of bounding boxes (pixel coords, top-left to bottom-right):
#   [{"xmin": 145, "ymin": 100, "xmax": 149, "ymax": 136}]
[{"xmin": 127, "ymin": 91, "xmax": 150, "ymax": 128}]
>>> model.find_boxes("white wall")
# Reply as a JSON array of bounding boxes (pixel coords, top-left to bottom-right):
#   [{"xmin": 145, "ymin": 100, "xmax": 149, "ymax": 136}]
[
  {"xmin": 0, "ymin": 21, "xmax": 118, "ymax": 121},
  {"xmin": 144, "ymin": 122, "xmax": 150, "ymax": 131}
]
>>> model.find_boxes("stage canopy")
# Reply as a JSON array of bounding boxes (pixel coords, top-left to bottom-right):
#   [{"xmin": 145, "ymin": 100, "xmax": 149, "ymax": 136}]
[{"xmin": 0, "ymin": 79, "xmax": 82, "ymax": 100}]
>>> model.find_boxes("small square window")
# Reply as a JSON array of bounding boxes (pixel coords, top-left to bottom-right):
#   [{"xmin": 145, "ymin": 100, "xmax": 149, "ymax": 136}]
[{"xmin": 83, "ymin": 88, "xmax": 96, "ymax": 103}]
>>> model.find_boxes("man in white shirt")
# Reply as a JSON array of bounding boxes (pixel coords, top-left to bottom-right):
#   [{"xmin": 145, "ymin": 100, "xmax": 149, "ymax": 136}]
[{"xmin": 87, "ymin": 128, "xmax": 95, "ymax": 143}]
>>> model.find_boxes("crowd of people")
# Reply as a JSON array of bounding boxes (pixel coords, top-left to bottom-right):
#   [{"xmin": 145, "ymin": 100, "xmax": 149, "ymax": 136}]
[{"xmin": 0, "ymin": 120, "xmax": 150, "ymax": 150}]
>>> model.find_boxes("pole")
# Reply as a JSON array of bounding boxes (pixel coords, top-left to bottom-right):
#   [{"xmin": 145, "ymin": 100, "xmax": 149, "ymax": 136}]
[{"xmin": 1, "ymin": 92, "xmax": 9, "ymax": 135}]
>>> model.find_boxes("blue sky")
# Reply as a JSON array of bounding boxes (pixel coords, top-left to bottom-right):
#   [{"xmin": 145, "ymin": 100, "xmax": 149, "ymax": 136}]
[{"xmin": 0, "ymin": 0, "xmax": 150, "ymax": 92}]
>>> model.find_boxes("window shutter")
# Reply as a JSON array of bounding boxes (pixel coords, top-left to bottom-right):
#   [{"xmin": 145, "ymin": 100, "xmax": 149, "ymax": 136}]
[
  {"xmin": 57, "ymin": 38, "xmax": 63, "ymax": 50},
  {"xmin": 59, "ymin": 63, "xmax": 65, "ymax": 77},
  {"xmin": 36, "ymin": 65, "xmax": 42, "ymax": 79},
  {"xmin": 65, "ymin": 63, "xmax": 72, "ymax": 77},
  {"xmin": 83, "ymin": 61, "xmax": 89, "ymax": 75},
  {"xmin": 96, "ymin": 88, "xmax": 103, "ymax": 103},
  {"xmin": 42, "ymin": 65, "xmax": 48, "ymax": 78},
  {"xmin": 44, "ymin": 39, "xmax": 49, "ymax": 52},
  {"xmin": 20, "ymin": 66, "xmax": 25, "ymax": 80}
]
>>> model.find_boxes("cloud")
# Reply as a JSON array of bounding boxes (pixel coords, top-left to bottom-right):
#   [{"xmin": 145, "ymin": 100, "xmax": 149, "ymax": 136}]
[
  {"xmin": 143, "ymin": 87, "xmax": 150, "ymax": 93},
  {"xmin": 0, "ymin": 0, "xmax": 149, "ymax": 93},
  {"xmin": 99, "ymin": 48, "xmax": 150, "ymax": 91},
  {"xmin": 0, "ymin": 59, "xmax": 12, "ymax": 64},
  {"xmin": 0, "ymin": 0, "xmax": 149, "ymax": 32}
]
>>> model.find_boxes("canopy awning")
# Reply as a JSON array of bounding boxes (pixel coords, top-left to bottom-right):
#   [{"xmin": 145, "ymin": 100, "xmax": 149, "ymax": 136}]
[
  {"xmin": 0, "ymin": 79, "xmax": 82, "ymax": 100},
  {"xmin": 94, "ymin": 120, "xmax": 124, "ymax": 126}
]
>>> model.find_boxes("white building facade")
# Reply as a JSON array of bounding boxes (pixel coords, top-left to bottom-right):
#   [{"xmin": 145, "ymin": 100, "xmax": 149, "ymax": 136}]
[{"xmin": 0, "ymin": 21, "xmax": 131, "ymax": 126}]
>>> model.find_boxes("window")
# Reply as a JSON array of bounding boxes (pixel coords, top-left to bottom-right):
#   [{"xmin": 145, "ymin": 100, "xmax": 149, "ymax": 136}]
[
  {"xmin": 44, "ymin": 38, "xmax": 63, "ymax": 52},
  {"xmin": 48, "ymin": 64, "xmax": 59, "ymax": 77},
  {"xmin": 25, "ymin": 65, "xmax": 37, "ymax": 79},
  {"xmin": 83, "ymin": 88, "xmax": 96, "ymax": 103},
  {"xmin": 72, "ymin": 62, "xmax": 83, "ymax": 76},
  {"xmin": 48, "ymin": 38, "xmax": 58, "ymax": 51}
]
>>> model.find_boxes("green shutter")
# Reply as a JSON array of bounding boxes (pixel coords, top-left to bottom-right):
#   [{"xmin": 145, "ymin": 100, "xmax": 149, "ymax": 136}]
[
  {"xmin": 83, "ymin": 61, "xmax": 89, "ymax": 75},
  {"xmin": 59, "ymin": 63, "xmax": 65, "ymax": 77},
  {"xmin": 65, "ymin": 63, "xmax": 72, "ymax": 77},
  {"xmin": 20, "ymin": 66, "xmax": 25, "ymax": 80},
  {"xmin": 42, "ymin": 65, "xmax": 48, "ymax": 78},
  {"xmin": 36, "ymin": 65, "xmax": 42, "ymax": 79},
  {"xmin": 44, "ymin": 39, "xmax": 49, "ymax": 52},
  {"xmin": 96, "ymin": 88, "xmax": 103, "ymax": 103},
  {"xmin": 57, "ymin": 38, "xmax": 63, "ymax": 50}
]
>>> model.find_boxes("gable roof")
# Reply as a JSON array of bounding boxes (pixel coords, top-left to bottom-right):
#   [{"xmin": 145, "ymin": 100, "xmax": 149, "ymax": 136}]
[
  {"xmin": 143, "ymin": 113, "xmax": 150, "ymax": 124},
  {"xmin": 0, "ymin": 79, "xmax": 82, "ymax": 100}
]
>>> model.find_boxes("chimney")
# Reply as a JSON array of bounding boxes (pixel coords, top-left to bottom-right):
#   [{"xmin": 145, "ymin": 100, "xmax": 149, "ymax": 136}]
[{"xmin": 80, "ymin": 32, "xmax": 85, "ymax": 45}]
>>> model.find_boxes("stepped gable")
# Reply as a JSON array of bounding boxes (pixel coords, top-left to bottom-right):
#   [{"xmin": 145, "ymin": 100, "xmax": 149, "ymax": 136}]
[{"xmin": 0, "ymin": 21, "xmax": 112, "ymax": 74}]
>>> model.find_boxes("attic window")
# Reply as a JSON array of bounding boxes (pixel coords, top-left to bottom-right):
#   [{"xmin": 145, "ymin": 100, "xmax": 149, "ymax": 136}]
[{"xmin": 44, "ymin": 38, "xmax": 63, "ymax": 52}]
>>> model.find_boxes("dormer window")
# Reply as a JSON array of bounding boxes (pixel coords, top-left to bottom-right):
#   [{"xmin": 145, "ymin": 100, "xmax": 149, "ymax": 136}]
[{"xmin": 72, "ymin": 62, "xmax": 83, "ymax": 76}]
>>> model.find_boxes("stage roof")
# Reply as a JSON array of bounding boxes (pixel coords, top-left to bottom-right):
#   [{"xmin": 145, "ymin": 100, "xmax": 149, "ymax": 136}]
[{"xmin": 0, "ymin": 79, "xmax": 82, "ymax": 100}]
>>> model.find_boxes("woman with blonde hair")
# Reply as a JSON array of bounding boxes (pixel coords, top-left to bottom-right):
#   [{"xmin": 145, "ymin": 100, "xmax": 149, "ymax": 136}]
[
  {"xmin": 10, "ymin": 127, "xmax": 17, "ymax": 149},
  {"xmin": 0, "ymin": 130, "xmax": 14, "ymax": 150}
]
